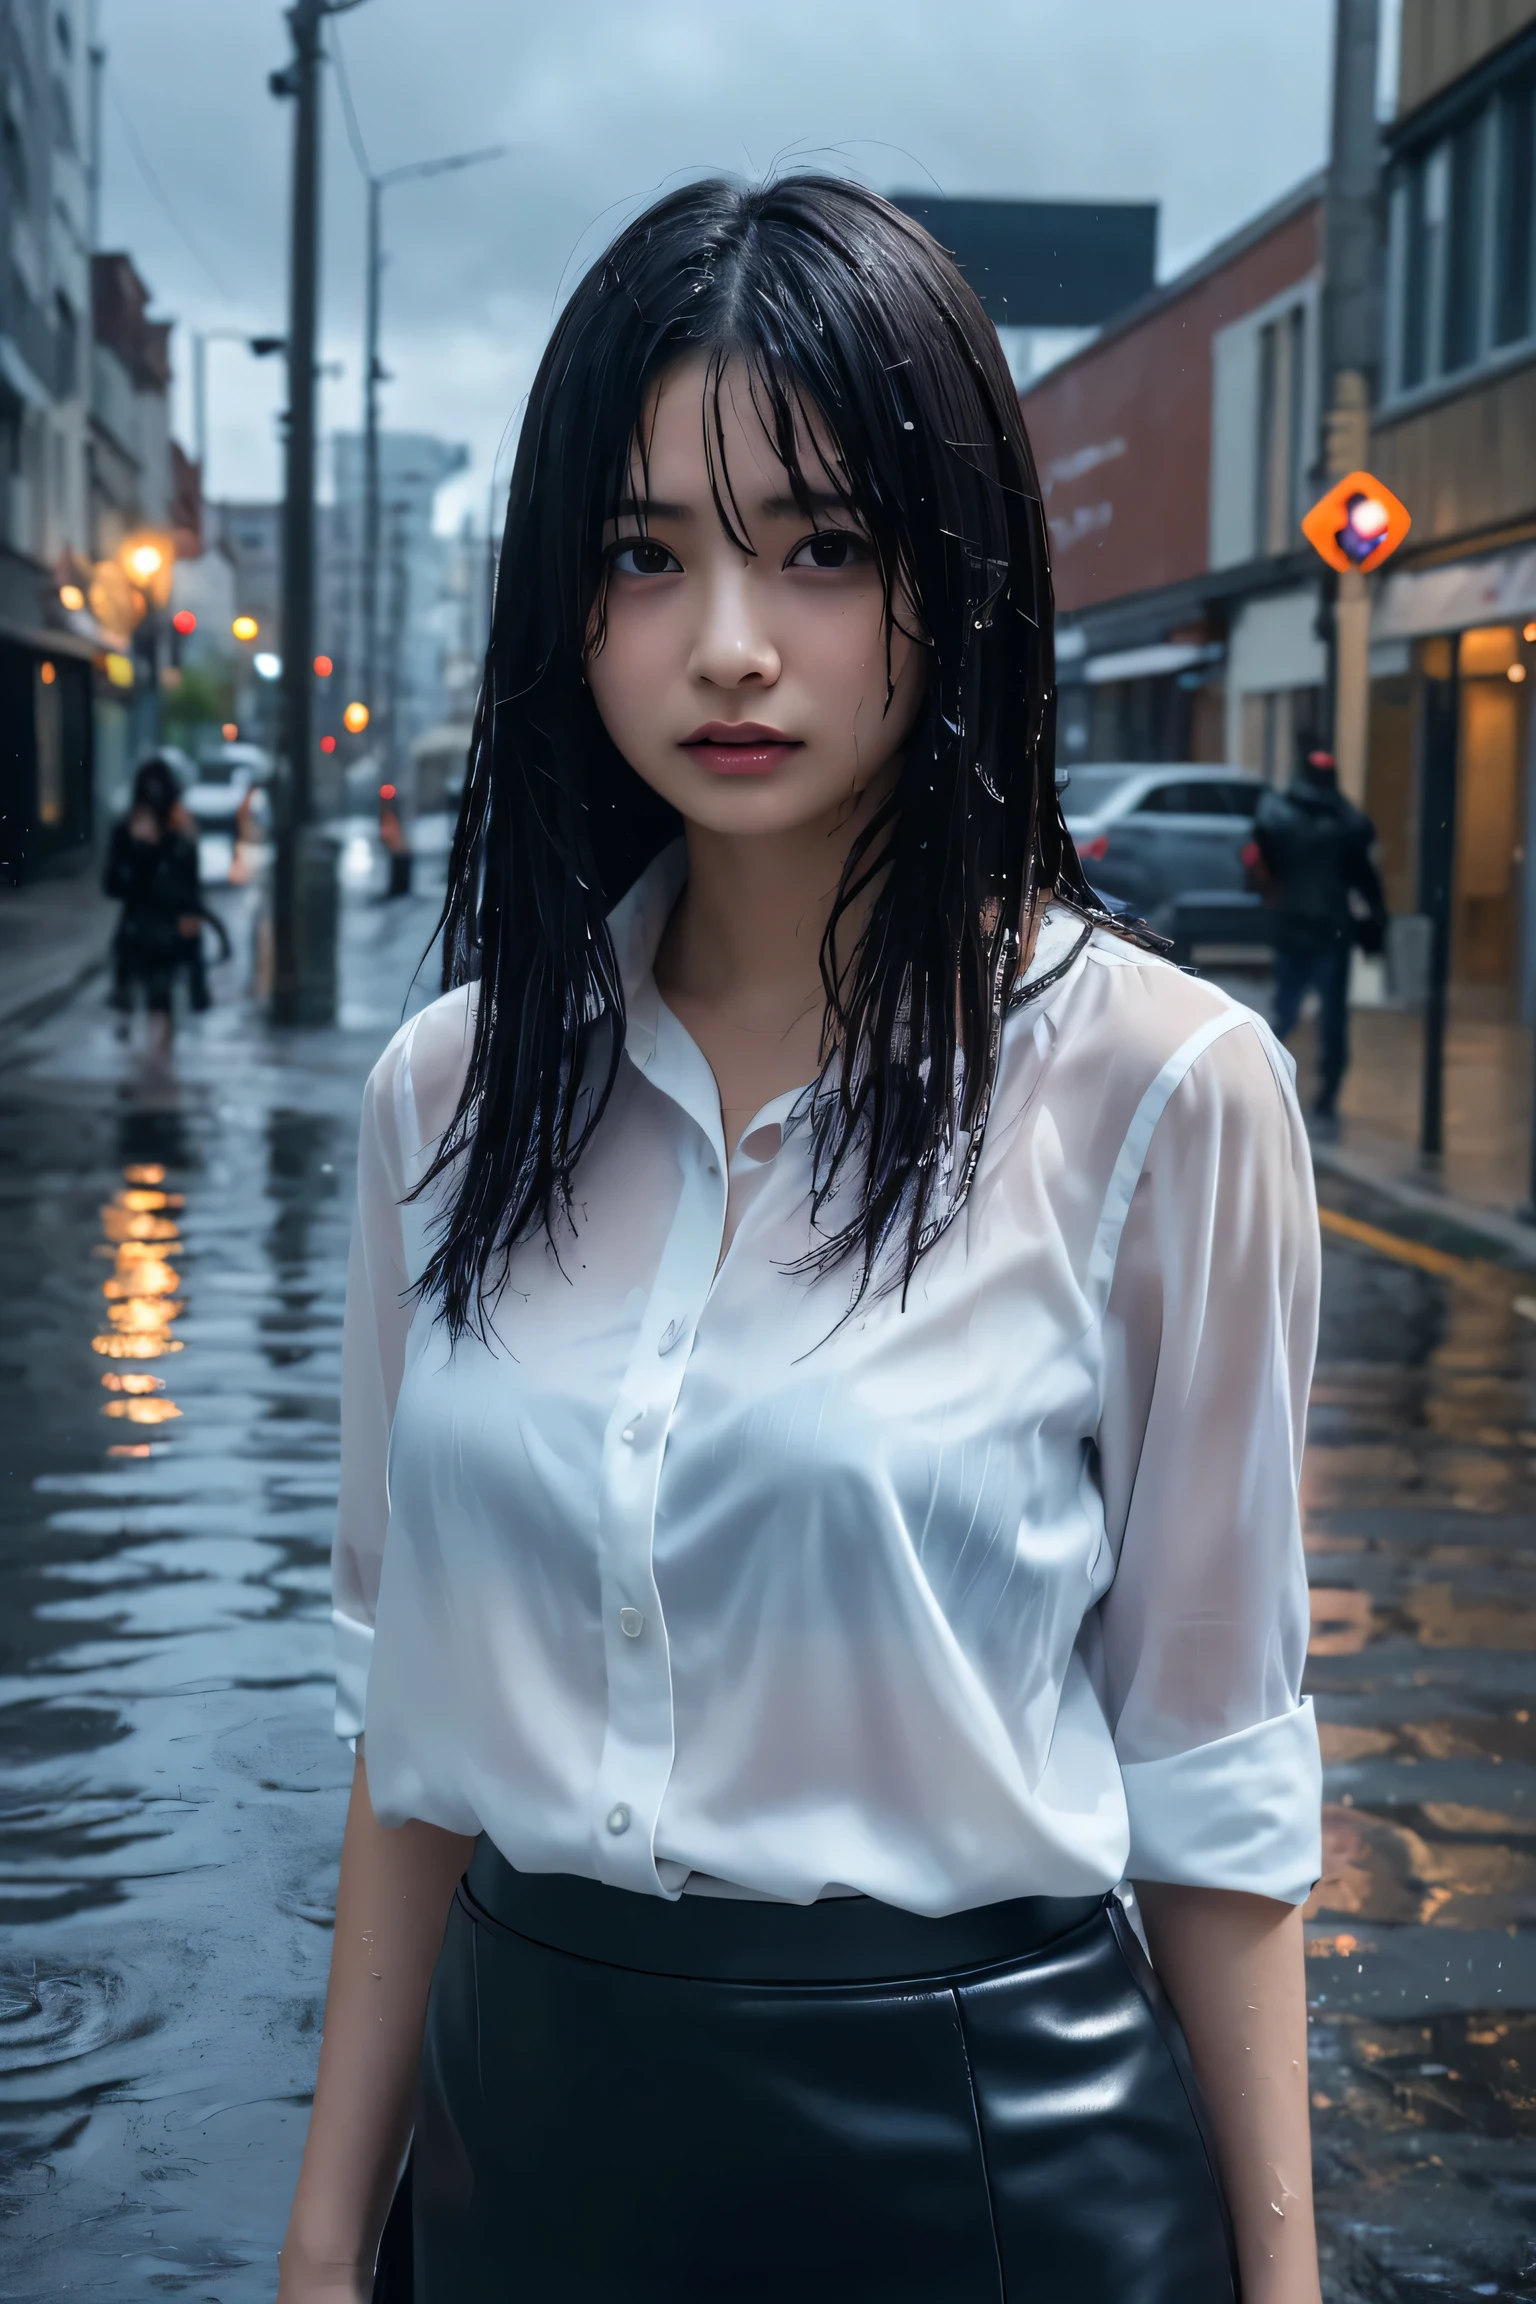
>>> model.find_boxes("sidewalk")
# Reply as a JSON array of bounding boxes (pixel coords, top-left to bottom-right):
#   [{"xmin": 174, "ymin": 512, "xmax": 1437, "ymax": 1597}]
[
  {"xmin": 1224, "ymin": 963, "xmax": 1536, "ymax": 1268},
  {"xmin": 0, "ymin": 863, "xmax": 116, "ymax": 1041}
]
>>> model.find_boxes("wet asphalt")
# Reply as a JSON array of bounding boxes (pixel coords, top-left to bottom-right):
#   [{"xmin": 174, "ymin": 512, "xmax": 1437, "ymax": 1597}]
[{"xmin": 0, "ymin": 869, "xmax": 1533, "ymax": 2302}]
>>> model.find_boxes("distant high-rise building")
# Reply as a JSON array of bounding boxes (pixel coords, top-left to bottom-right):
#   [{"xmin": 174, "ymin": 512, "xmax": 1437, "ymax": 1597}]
[{"xmin": 331, "ymin": 431, "xmax": 470, "ymax": 772}]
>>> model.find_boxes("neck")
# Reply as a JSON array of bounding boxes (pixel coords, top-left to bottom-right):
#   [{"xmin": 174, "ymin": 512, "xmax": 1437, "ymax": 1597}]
[{"xmin": 660, "ymin": 778, "xmax": 892, "ymax": 1011}]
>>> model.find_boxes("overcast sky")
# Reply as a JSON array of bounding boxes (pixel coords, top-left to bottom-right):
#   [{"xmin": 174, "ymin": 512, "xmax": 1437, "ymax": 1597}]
[{"xmin": 97, "ymin": 0, "xmax": 1363, "ymax": 534}]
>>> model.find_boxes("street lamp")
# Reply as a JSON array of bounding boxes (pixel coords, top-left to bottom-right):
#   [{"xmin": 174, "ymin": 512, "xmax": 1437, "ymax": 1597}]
[{"xmin": 357, "ymin": 144, "xmax": 506, "ymax": 736}]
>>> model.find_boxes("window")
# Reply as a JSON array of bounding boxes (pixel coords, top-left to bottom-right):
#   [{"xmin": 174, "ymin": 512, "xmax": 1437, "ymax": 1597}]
[
  {"xmin": 1254, "ymin": 303, "xmax": 1307, "ymax": 554},
  {"xmin": 1494, "ymin": 76, "xmax": 1536, "ymax": 346},
  {"xmin": 1389, "ymin": 51, "xmax": 1536, "ymax": 400},
  {"xmin": 51, "ymin": 75, "xmax": 73, "ymax": 154},
  {"xmin": 55, "ymin": 293, "xmax": 76, "ymax": 397},
  {"xmin": 1055, "ymin": 765, "xmax": 1140, "ymax": 817},
  {"xmin": 1133, "ymin": 782, "xmax": 1209, "ymax": 816},
  {"xmin": 2, "ymin": 113, "xmax": 26, "ymax": 205},
  {"xmin": 1442, "ymin": 116, "xmax": 1488, "ymax": 373}
]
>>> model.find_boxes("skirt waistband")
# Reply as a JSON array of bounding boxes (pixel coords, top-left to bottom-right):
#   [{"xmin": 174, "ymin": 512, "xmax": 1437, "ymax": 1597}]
[{"xmin": 462, "ymin": 1838, "xmax": 1106, "ymax": 1985}]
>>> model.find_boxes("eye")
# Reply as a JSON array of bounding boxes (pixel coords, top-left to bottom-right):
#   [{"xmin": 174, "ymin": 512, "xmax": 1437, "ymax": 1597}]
[
  {"xmin": 608, "ymin": 537, "xmax": 681, "ymax": 577},
  {"xmin": 787, "ymin": 529, "xmax": 872, "ymax": 572}
]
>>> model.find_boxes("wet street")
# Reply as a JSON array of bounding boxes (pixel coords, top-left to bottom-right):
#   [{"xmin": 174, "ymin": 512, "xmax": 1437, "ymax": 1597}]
[{"xmin": 1, "ymin": 899, "xmax": 1534, "ymax": 2303}]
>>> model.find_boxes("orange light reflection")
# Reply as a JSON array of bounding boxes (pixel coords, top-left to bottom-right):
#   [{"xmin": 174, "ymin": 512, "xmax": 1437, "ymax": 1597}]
[{"xmin": 91, "ymin": 1174, "xmax": 189, "ymax": 1405}]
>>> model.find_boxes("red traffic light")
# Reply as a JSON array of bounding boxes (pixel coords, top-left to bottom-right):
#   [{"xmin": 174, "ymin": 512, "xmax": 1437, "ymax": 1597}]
[
  {"xmin": 320, "ymin": 734, "xmax": 337, "ymax": 753},
  {"xmin": 314, "ymin": 653, "xmax": 333, "ymax": 678},
  {"xmin": 172, "ymin": 609, "xmax": 197, "ymax": 636},
  {"xmin": 1301, "ymin": 470, "xmax": 1410, "ymax": 574},
  {"xmin": 379, "ymin": 783, "xmax": 397, "ymax": 801}
]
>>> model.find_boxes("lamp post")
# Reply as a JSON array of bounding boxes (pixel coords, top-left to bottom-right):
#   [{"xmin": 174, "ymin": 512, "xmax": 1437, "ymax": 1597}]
[{"xmin": 358, "ymin": 145, "xmax": 505, "ymax": 730}]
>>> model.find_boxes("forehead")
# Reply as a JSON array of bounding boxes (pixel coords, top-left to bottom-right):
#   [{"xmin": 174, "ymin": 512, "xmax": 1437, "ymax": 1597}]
[{"xmin": 636, "ymin": 352, "xmax": 840, "ymax": 501}]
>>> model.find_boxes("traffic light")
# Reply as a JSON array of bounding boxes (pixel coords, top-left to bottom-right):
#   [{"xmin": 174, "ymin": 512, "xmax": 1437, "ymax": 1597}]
[
  {"xmin": 172, "ymin": 610, "xmax": 197, "ymax": 636},
  {"xmin": 232, "ymin": 615, "xmax": 259, "ymax": 642},
  {"xmin": 1301, "ymin": 470, "xmax": 1410, "ymax": 575},
  {"xmin": 343, "ymin": 700, "xmax": 370, "ymax": 734}
]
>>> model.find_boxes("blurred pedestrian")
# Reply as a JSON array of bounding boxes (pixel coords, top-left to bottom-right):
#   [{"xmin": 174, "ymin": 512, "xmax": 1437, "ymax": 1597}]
[
  {"xmin": 378, "ymin": 796, "xmax": 413, "ymax": 898},
  {"xmin": 103, "ymin": 758, "xmax": 227, "ymax": 1051},
  {"xmin": 1250, "ymin": 737, "xmax": 1386, "ymax": 1137}
]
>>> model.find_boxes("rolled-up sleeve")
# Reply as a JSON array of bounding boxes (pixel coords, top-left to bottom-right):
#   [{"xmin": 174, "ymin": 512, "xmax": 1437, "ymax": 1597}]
[
  {"xmin": 1095, "ymin": 1015, "xmax": 1322, "ymax": 1905},
  {"xmin": 332, "ymin": 1036, "xmax": 415, "ymax": 1745}
]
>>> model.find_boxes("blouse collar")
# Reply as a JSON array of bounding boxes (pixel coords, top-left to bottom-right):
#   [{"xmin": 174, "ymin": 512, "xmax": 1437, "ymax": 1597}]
[{"xmin": 603, "ymin": 840, "xmax": 1094, "ymax": 1152}]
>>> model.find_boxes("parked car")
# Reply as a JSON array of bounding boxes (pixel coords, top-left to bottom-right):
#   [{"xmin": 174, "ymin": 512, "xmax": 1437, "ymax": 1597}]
[
  {"xmin": 184, "ymin": 743, "xmax": 273, "ymax": 882},
  {"xmin": 1057, "ymin": 763, "xmax": 1269, "ymax": 958}
]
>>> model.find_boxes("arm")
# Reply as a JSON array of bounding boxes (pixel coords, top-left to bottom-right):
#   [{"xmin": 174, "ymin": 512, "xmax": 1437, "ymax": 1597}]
[
  {"xmin": 1096, "ymin": 1015, "xmax": 1323, "ymax": 2304},
  {"xmin": 281, "ymin": 1034, "xmax": 432, "ymax": 2298},
  {"xmin": 278, "ymin": 1752, "xmax": 474, "ymax": 2300},
  {"xmin": 1136, "ymin": 1885, "xmax": 1318, "ymax": 2304}
]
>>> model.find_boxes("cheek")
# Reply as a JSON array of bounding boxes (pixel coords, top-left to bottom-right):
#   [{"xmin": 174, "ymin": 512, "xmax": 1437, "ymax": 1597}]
[
  {"xmin": 797, "ymin": 591, "xmax": 898, "ymax": 707},
  {"xmin": 587, "ymin": 604, "xmax": 669, "ymax": 743}
]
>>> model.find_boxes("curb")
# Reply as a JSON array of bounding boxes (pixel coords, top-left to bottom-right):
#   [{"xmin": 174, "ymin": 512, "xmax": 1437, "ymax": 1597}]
[{"xmin": 1310, "ymin": 1140, "xmax": 1536, "ymax": 1272}]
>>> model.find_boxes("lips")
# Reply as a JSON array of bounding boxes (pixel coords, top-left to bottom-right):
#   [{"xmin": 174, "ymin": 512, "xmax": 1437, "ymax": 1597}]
[{"xmin": 680, "ymin": 721, "xmax": 803, "ymax": 777}]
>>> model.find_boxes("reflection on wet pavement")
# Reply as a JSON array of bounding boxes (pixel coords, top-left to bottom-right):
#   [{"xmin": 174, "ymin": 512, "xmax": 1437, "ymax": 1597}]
[
  {"xmin": 1305, "ymin": 1186, "xmax": 1536, "ymax": 2299},
  {"xmin": 2, "ymin": 892, "xmax": 1534, "ymax": 2298},
  {"xmin": 0, "ymin": 883, "xmax": 440, "ymax": 2298}
]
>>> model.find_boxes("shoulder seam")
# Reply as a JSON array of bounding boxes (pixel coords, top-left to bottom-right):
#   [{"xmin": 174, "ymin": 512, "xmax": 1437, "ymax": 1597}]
[{"xmin": 1085, "ymin": 1007, "xmax": 1255, "ymax": 1310}]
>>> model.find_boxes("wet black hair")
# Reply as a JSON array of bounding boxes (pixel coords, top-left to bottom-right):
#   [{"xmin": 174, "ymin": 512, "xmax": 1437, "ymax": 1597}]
[
  {"xmin": 131, "ymin": 757, "xmax": 181, "ymax": 827},
  {"xmin": 420, "ymin": 173, "xmax": 1135, "ymax": 1338}
]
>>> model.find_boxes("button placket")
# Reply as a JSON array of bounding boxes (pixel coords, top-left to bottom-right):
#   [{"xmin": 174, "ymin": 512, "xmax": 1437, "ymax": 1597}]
[{"xmin": 590, "ymin": 1132, "xmax": 726, "ymax": 1891}]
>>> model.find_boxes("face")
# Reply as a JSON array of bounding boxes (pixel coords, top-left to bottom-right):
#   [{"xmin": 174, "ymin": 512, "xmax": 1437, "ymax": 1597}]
[{"xmin": 584, "ymin": 354, "xmax": 928, "ymax": 842}]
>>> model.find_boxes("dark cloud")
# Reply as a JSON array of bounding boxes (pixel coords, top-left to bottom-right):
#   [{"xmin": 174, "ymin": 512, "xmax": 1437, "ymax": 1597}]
[{"xmin": 99, "ymin": 0, "xmax": 1333, "ymax": 527}]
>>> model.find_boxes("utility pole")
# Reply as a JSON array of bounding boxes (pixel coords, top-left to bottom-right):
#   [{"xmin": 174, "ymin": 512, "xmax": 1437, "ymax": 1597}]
[
  {"xmin": 1318, "ymin": 0, "xmax": 1383, "ymax": 806},
  {"xmin": 356, "ymin": 146, "xmax": 503, "ymax": 725},
  {"xmin": 269, "ymin": 0, "xmax": 366, "ymax": 1026},
  {"xmin": 362, "ymin": 174, "xmax": 382, "ymax": 729}
]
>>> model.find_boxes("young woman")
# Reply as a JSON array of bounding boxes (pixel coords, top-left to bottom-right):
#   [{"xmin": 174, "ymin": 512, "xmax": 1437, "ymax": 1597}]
[
  {"xmin": 103, "ymin": 757, "xmax": 214, "ymax": 1048},
  {"xmin": 280, "ymin": 177, "xmax": 1323, "ymax": 2304}
]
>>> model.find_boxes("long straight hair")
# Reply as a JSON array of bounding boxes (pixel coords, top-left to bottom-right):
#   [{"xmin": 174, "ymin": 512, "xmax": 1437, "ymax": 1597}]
[{"xmin": 418, "ymin": 174, "xmax": 1133, "ymax": 1338}]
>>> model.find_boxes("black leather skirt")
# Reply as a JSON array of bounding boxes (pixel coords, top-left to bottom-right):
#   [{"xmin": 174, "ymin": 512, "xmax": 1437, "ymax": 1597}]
[{"xmin": 375, "ymin": 1839, "xmax": 1238, "ymax": 2302}]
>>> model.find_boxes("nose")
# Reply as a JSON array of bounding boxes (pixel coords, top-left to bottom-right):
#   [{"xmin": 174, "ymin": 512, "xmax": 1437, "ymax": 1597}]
[{"xmin": 686, "ymin": 560, "xmax": 781, "ymax": 691}]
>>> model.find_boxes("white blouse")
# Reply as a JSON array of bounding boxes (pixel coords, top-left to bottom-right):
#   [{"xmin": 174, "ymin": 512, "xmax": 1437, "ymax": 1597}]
[{"xmin": 334, "ymin": 842, "xmax": 1323, "ymax": 1916}]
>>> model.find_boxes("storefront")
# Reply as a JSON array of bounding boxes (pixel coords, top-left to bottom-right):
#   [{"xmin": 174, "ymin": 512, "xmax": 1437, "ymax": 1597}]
[
  {"xmin": 1372, "ymin": 547, "xmax": 1536, "ymax": 1023},
  {"xmin": 0, "ymin": 627, "xmax": 96, "ymax": 888}
]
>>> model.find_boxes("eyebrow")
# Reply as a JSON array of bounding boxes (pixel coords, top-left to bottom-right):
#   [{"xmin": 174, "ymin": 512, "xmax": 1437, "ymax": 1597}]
[{"xmin": 611, "ymin": 489, "xmax": 855, "ymax": 524}]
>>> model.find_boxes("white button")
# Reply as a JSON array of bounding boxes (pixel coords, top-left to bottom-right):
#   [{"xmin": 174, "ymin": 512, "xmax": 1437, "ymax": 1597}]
[
  {"xmin": 606, "ymin": 1803, "xmax": 630, "ymax": 1835},
  {"xmin": 657, "ymin": 1317, "xmax": 685, "ymax": 1356},
  {"xmin": 620, "ymin": 1421, "xmax": 638, "ymax": 1445},
  {"xmin": 619, "ymin": 1606, "xmax": 644, "ymax": 1638}
]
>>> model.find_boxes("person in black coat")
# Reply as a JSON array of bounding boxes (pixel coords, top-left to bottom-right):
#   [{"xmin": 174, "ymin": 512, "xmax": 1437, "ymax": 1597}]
[
  {"xmin": 1250, "ymin": 737, "xmax": 1387, "ymax": 1132},
  {"xmin": 104, "ymin": 757, "xmax": 218, "ymax": 1048}
]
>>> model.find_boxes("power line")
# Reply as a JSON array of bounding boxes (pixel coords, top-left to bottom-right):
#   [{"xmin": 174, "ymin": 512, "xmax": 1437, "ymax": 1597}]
[{"xmin": 104, "ymin": 68, "xmax": 232, "ymax": 299}]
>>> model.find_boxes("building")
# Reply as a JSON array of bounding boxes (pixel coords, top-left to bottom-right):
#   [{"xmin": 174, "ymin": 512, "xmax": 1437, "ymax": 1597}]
[
  {"xmin": 1018, "ymin": 175, "xmax": 1329, "ymax": 782},
  {"xmin": 1368, "ymin": 0, "xmax": 1536, "ymax": 1021},
  {"xmin": 87, "ymin": 249, "xmax": 185, "ymax": 801},
  {"xmin": 0, "ymin": 0, "xmax": 95, "ymax": 882},
  {"xmin": 208, "ymin": 431, "xmax": 472, "ymax": 810},
  {"xmin": 331, "ymin": 431, "xmax": 470, "ymax": 775}
]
